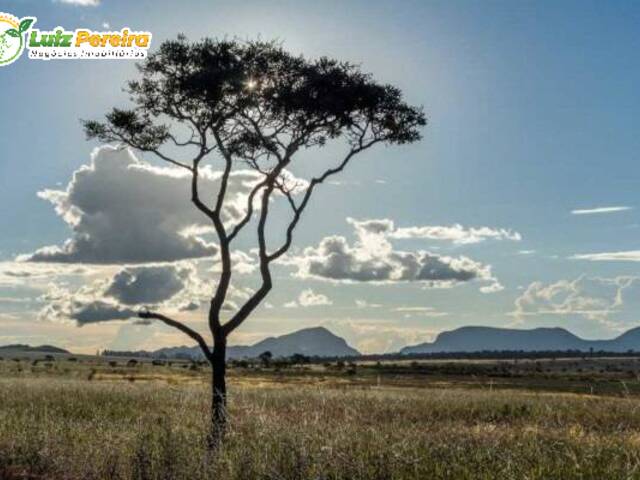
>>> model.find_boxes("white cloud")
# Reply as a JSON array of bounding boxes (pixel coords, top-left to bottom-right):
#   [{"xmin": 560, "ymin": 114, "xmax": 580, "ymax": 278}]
[
  {"xmin": 391, "ymin": 224, "xmax": 521, "ymax": 244},
  {"xmin": 54, "ymin": 0, "xmax": 100, "ymax": 5},
  {"xmin": 571, "ymin": 206, "xmax": 632, "ymax": 215},
  {"xmin": 355, "ymin": 299, "xmax": 383, "ymax": 308},
  {"xmin": 393, "ymin": 306, "xmax": 436, "ymax": 312},
  {"xmin": 393, "ymin": 306, "xmax": 449, "ymax": 317},
  {"xmin": 346, "ymin": 217, "xmax": 521, "ymax": 245},
  {"xmin": 22, "ymin": 146, "xmax": 304, "ymax": 265},
  {"xmin": 510, "ymin": 275, "xmax": 639, "ymax": 328},
  {"xmin": 324, "ymin": 318, "xmax": 441, "ymax": 354},
  {"xmin": 211, "ymin": 250, "xmax": 257, "ymax": 275},
  {"xmin": 479, "ymin": 282, "xmax": 505, "ymax": 294},
  {"xmin": 60, "ymin": 0, "xmax": 100, "ymax": 5},
  {"xmin": 283, "ymin": 218, "xmax": 501, "ymax": 291},
  {"xmin": 0, "ymin": 262, "xmax": 93, "ymax": 287},
  {"xmin": 284, "ymin": 288, "xmax": 333, "ymax": 308},
  {"xmin": 570, "ymin": 251, "xmax": 640, "ymax": 262}
]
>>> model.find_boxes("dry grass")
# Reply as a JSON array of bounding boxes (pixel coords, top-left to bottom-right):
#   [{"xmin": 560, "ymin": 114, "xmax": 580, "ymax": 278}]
[{"xmin": 2, "ymin": 373, "xmax": 640, "ymax": 479}]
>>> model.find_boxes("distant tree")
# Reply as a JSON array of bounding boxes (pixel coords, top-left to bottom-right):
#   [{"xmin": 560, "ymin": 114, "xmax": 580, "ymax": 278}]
[
  {"xmin": 84, "ymin": 37, "xmax": 425, "ymax": 446},
  {"xmin": 289, "ymin": 353, "xmax": 310, "ymax": 366},
  {"xmin": 258, "ymin": 351, "xmax": 273, "ymax": 368}
]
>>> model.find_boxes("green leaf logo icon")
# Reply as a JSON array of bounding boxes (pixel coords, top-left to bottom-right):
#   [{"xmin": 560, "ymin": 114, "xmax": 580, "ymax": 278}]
[
  {"xmin": 19, "ymin": 18, "xmax": 34, "ymax": 33},
  {"xmin": 0, "ymin": 13, "xmax": 36, "ymax": 66}
]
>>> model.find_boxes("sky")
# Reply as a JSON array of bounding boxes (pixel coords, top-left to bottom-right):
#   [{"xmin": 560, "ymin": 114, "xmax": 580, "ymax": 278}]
[{"xmin": 0, "ymin": 0, "xmax": 639, "ymax": 354}]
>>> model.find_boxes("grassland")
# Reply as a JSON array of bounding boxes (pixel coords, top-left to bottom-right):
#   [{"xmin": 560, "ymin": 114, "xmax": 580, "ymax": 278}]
[{"xmin": 2, "ymin": 356, "xmax": 640, "ymax": 479}]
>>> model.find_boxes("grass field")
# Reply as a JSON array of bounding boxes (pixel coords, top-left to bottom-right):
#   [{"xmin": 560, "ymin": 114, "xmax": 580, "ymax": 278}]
[{"xmin": 2, "ymin": 356, "xmax": 640, "ymax": 479}]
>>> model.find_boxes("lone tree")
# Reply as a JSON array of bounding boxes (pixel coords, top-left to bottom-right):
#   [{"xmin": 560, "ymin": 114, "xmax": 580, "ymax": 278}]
[{"xmin": 84, "ymin": 37, "xmax": 425, "ymax": 446}]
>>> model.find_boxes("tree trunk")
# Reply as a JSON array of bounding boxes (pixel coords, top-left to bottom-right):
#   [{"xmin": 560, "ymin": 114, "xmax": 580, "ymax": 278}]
[{"xmin": 208, "ymin": 337, "xmax": 227, "ymax": 449}]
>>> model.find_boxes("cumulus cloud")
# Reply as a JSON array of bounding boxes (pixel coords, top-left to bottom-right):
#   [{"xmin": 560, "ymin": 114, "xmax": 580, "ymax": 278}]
[
  {"xmin": 36, "ymin": 260, "xmax": 256, "ymax": 325},
  {"xmin": 284, "ymin": 218, "xmax": 502, "ymax": 292},
  {"xmin": 510, "ymin": 275, "xmax": 639, "ymax": 328},
  {"xmin": 571, "ymin": 206, "xmax": 632, "ymax": 215},
  {"xmin": 69, "ymin": 302, "xmax": 137, "ymax": 325},
  {"xmin": 570, "ymin": 251, "xmax": 640, "ymax": 262},
  {"xmin": 104, "ymin": 265, "xmax": 190, "ymax": 305},
  {"xmin": 23, "ymin": 147, "xmax": 218, "ymax": 264},
  {"xmin": 39, "ymin": 283, "xmax": 137, "ymax": 326},
  {"xmin": 22, "ymin": 146, "xmax": 305, "ymax": 265},
  {"xmin": 284, "ymin": 288, "xmax": 333, "ymax": 308},
  {"xmin": 38, "ymin": 263, "xmax": 195, "ymax": 325}
]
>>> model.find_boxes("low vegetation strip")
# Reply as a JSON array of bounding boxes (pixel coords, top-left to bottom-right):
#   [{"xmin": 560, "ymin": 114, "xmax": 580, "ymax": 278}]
[{"xmin": 1, "ymin": 375, "xmax": 640, "ymax": 479}]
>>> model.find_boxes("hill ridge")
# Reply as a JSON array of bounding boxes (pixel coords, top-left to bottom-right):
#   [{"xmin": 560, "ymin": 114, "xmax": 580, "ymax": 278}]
[{"xmin": 401, "ymin": 325, "xmax": 640, "ymax": 354}]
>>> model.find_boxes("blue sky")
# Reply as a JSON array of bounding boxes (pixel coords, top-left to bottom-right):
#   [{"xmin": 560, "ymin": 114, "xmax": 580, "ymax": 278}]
[{"xmin": 0, "ymin": 0, "xmax": 638, "ymax": 354}]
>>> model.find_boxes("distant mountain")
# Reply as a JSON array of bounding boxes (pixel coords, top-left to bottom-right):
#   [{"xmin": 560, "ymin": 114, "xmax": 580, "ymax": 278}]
[
  {"xmin": 401, "ymin": 326, "xmax": 640, "ymax": 354},
  {"xmin": 137, "ymin": 327, "xmax": 360, "ymax": 360},
  {"xmin": 233, "ymin": 327, "xmax": 360, "ymax": 358},
  {"xmin": 0, "ymin": 344, "xmax": 70, "ymax": 354}
]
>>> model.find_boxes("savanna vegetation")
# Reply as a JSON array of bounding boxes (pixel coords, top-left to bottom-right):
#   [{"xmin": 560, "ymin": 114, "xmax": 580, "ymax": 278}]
[{"xmin": 2, "ymin": 355, "xmax": 640, "ymax": 479}]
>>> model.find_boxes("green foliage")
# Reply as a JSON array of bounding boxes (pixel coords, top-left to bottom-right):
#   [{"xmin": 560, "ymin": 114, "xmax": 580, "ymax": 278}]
[{"xmin": 83, "ymin": 37, "xmax": 426, "ymax": 155}]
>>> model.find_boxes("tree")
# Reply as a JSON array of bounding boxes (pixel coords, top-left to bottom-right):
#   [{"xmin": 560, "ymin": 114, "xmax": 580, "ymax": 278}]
[
  {"xmin": 258, "ymin": 351, "xmax": 273, "ymax": 368},
  {"xmin": 289, "ymin": 353, "xmax": 311, "ymax": 366},
  {"xmin": 84, "ymin": 37, "xmax": 425, "ymax": 447}
]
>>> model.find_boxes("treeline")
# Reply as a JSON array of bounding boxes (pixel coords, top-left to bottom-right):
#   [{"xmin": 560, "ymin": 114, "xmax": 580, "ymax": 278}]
[
  {"xmin": 350, "ymin": 349, "xmax": 640, "ymax": 362},
  {"xmin": 101, "ymin": 348, "xmax": 640, "ymax": 364},
  {"xmin": 101, "ymin": 350, "xmax": 191, "ymax": 360}
]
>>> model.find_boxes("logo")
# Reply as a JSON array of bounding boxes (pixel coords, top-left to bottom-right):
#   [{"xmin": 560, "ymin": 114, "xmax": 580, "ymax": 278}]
[
  {"xmin": 0, "ymin": 12, "xmax": 151, "ymax": 65},
  {"xmin": 0, "ymin": 13, "xmax": 35, "ymax": 66}
]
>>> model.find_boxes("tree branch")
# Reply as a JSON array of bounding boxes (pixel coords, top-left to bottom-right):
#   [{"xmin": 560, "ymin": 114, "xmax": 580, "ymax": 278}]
[
  {"xmin": 101, "ymin": 127, "xmax": 193, "ymax": 172},
  {"xmin": 222, "ymin": 173, "xmax": 278, "ymax": 335},
  {"xmin": 268, "ymin": 139, "xmax": 380, "ymax": 261},
  {"xmin": 139, "ymin": 310, "xmax": 212, "ymax": 362}
]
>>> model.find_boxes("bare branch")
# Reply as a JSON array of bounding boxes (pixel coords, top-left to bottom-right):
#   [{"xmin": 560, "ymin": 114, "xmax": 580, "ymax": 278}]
[
  {"xmin": 226, "ymin": 179, "xmax": 266, "ymax": 242},
  {"xmin": 139, "ymin": 309, "xmax": 212, "ymax": 362},
  {"xmin": 268, "ymin": 139, "xmax": 381, "ymax": 261}
]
